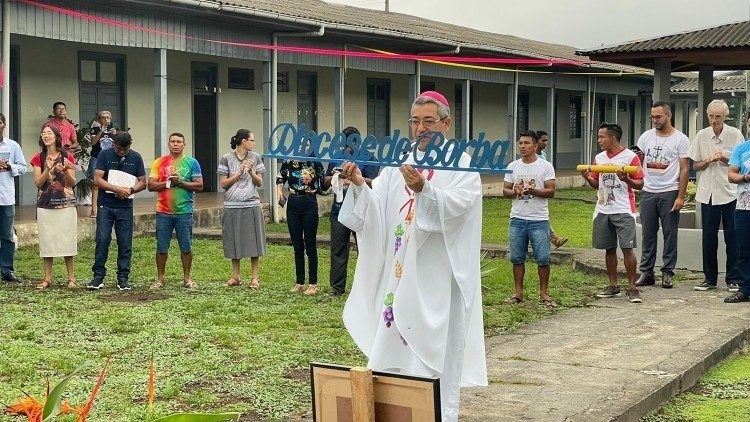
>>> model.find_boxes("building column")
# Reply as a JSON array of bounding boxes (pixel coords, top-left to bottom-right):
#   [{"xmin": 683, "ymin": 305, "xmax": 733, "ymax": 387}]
[
  {"xmin": 547, "ymin": 86, "xmax": 555, "ymax": 164},
  {"xmin": 652, "ymin": 58, "xmax": 672, "ymax": 103},
  {"xmin": 614, "ymin": 94, "xmax": 620, "ymax": 124},
  {"xmin": 262, "ymin": 60, "xmax": 273, "ymax": 206},
  {"xmin": 2, "ymin": 0, "xmax": 11, "ymax": 117},
  {"xmin": 697, "ymin": 65, "xmax": 713, "ymax": 129},
  {"xmin": 409, "ymin": 61, "xmax": 421, "ymax": 102},
  {"xmin": 334, "ymin": 66, "xmax": 344, "ymax": 134},
  {"xmin": 582, "ymin": 78, "xmax": 591, "ymax": 164},
  {"xmin": 462, "ymin": 79, "xmax": 470, "ymax": 140},
  {"xmin": 154, "ymin": 48, "xmax": 168, "ymax": 157},
  {"xmin": 508, "ymin": 69, "xmax": 519, "ymax": 158}
]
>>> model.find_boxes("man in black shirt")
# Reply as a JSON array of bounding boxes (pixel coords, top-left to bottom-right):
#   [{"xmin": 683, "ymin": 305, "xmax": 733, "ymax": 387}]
[
  {"xmin": 87, "ymin": 132, "xmax": 146, "ymax": 291},
  {"xmin": 323, "ymin": 126, "xmax": 380, "ymax": 296}
]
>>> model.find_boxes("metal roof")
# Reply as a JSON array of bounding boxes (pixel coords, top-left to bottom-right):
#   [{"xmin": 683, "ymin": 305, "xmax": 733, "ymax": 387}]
[
  {"xmin": 578, "ymin": 20, "xmax": 750, "ymax": 55},
  {"xmin": 163, "ymin": 0, "xmax": 649, "ymax": 74},
  {"xmin": 671, "ymin": 75, "xmax": 746, "ymax": 93}
]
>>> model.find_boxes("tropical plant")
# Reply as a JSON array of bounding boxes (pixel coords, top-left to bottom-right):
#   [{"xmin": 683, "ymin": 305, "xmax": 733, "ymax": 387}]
[
  {"xmin": 4, "ymin": 357, "xmax": 241, "ymax": 422},
  {"xmin": 685, "ymin": 180, "xmax": 697, "ymax": 204}
]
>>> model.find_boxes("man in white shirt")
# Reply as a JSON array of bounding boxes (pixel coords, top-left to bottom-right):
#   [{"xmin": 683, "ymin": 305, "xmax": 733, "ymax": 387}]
[
  {"xmin": 689, "ymin": 100, "xmax": 744, "ymax": 292},
  {"xmin": 0, "ymin": 113, "xmax": 28, "ymax": 284},
  {"xmin": 634, "ymin": 101, "xmax": 690, "ymax": 289},
  {"xmin": 504, "ymin": 131, "xmax": 557, "ymax": 307}
]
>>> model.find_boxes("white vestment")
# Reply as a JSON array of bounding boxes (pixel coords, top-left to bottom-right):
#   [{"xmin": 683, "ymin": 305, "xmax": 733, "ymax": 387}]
[{"xmin": 338, "ymin": 150, "xmax": 488, "ymax": 421}]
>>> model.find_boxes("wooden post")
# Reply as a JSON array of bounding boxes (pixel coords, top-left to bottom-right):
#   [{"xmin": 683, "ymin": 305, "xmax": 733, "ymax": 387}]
[{"xmin": 350, "ymin": 367, "xmax": 375, "ymax": 422}]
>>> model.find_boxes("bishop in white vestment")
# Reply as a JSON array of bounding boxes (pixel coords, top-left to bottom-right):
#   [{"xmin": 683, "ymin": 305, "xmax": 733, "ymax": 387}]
[{"xmin": 337, "ymin": 91, "xmax": 488, "ymax": 421}]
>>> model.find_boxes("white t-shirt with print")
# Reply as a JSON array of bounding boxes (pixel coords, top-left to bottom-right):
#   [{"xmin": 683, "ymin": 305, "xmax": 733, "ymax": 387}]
[
  {"xmin": 590, "ymin": 148, "xmax": 644, "ymax": 217},
  {"xmin": 637, "ymin": 128, "xmax": 690, "ymax": 193},
  {"xmin": 504, "ymin": 157, "xmax": 556, "ymax": 221}
]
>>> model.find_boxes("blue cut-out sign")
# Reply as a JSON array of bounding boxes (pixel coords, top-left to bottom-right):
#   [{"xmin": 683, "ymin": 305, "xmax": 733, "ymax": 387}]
[{"xmin": 262, "ymin": 123, "xmax": 512, "ymax": 173}]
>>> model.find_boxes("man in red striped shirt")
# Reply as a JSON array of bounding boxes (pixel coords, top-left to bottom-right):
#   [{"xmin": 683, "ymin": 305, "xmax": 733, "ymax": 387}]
[{"xmin": 582, "ymin": 123, "xmax": 645, "ymax": 303}]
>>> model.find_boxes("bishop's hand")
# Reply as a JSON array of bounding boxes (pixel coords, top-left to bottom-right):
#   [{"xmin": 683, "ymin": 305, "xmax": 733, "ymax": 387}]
[
  {"xmin": 400, "ymin": 164, "xmax": 425, "ymax": 193},
  {"xmin": 339, "ymin": 161, "xmax": 364, "ymax": 186}
]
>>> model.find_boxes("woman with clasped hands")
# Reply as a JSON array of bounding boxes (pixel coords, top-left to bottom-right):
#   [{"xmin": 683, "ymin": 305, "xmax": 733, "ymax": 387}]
[{"xmin": 30, "ymin": 125, "xmax": 78, "ymax": 289}]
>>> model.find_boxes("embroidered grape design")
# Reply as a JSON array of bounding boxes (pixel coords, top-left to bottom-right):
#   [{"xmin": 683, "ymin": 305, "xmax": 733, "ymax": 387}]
[
  {"xmin": 383, "ymin": 292, "xmax": 395, "ymax": 328},
  {"xmin": 394, "ymin": 224, "xmax": 405, "ymax": 254}
]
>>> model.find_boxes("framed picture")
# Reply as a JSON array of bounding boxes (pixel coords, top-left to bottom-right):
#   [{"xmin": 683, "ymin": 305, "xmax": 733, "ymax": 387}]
[
  {"xmin": 277, "ymin": 71, "xmax": 290, "ymax": 92},
  {"xmin": 310, "ymin": 363, "xmax": 440, "ymax": 422},
  {"xmin": 228, "ymin": 67, "xmax": 254, "ymax": 90}
]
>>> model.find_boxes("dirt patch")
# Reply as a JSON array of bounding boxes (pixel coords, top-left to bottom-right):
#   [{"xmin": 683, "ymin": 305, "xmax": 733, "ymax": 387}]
[
  {"xmin": 237, "ymin": 411, "xmax": 266, "ymax": 421},
  {"xmin": 284, "ymin": 367, "xmax": 310, "ymax": 382},
  {"xmin": 182, "ymin": 379, "xmax": 213, "ymax": 393},
  {"xmin": 98, "ymin": 292, "xmax": 170, "ymax": 304}
]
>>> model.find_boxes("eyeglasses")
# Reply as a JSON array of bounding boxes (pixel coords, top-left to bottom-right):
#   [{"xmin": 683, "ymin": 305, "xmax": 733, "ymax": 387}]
[{"xmin": 407, "ymin": 117, "xmax": 445, "ymax": 128}]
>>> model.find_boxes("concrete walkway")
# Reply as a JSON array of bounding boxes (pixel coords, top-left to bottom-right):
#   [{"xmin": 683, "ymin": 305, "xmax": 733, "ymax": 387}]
[
  {"xmin": 459, "ymin": 257, "xmax": 750, "ymax": 422},
  {"xmin": 193, "ymin": 228, "xmax": 750, "ymax": 421}
]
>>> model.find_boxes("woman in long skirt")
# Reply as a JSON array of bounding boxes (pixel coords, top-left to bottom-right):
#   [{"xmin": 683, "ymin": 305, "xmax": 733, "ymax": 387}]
[
  {"xmin": 218, "ymin": 129, "xmax": 266, "ymax": 288},
  {"xmin": 30, "ymin": 124, "xmax": 78, "ymax": 289}
]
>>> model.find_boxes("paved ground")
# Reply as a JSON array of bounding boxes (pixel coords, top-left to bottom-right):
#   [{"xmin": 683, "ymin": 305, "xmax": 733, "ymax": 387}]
[
  {"xmin": 192, "ymin": 229, "xmax": 750, "ymax": 421},
  {"xmin": 460, "ymin": 257, "xmax": 750, "ymax": 422}
]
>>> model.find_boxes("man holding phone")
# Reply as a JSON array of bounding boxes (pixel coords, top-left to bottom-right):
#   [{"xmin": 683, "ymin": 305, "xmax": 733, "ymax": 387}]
[{"xmin": 0, "ymin": 113, "xmax": 28, "ymax": 284}]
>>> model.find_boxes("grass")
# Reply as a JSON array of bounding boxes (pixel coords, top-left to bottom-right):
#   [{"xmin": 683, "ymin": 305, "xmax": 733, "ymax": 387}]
[
  {"xmin": 266, "ymin": 189, "xmax": 598, "ymax": 249},
  {"xmin": 0, "ymin": 222, "xmax": 607, "ymax": 420},
  {"xmin": 643, "ymin": 348, "xmax": 750, "ymax": 422}
]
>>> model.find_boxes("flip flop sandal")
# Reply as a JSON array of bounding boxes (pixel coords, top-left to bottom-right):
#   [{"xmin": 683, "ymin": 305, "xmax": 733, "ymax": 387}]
[
  {"xmin": 36, "ymin": 280, "xmax": 52, "ymax": 290},
  {"xmin": 507, "ymin": 296, "xmax": 523, "ymax": 304},
  {"xmin": 150, "ymin": 281, "xmax": 164, "ymax": 291},
  {"xmin": 183, "ymin": 280, "xmax": 197, "ymax": 289},
  {"xmin": 542, "ymin": 299, "xmax": 558, "ymax": 308},
  {"xmin": 67, "ymin": 279, "xmax": 77, "ymax": 289},
  {"xmin": 249, "ymin": 278, "xmax": 260, "ymax": 289},
  {"xmin": 226, "ymin": 277, "xmax": 241, "ymax": 287}
]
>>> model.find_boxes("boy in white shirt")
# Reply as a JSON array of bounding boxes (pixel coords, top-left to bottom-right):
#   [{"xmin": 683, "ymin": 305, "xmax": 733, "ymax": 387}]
[{"xmin": 503, "ymin": 131, "xmax": 557, "ymax": 307}]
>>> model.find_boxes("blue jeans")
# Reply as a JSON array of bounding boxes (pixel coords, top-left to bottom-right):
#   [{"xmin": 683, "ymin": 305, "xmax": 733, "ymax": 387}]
[
  {"xmin": 509, "ymin": 218, "xmax": 551, "ymax": 266},
  {"xmin": 156, "ymin": 213, "xmax": 194, "ymax": 254},
  {"xmin": 0, "ymin": 205, "xmax": 15, "ymax": 277},
  {"xmin": 735, "ymin": 210, "xmax": 750, "ymax": 297},
  {"xmin": 92, "ymin": 206, "xmax": 134, "ymax": 281}
]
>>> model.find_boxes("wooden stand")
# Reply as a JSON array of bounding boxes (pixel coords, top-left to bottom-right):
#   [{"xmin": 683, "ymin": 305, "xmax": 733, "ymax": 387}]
[{"xmin": 350, "ymin": 367, "xmax": 375, "ymax": 422}]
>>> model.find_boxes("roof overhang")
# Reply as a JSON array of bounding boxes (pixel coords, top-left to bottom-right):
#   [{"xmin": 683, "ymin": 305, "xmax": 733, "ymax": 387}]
[{"xmin": 585, "ymin": 47, "xmax": 750, "ymax": 71}]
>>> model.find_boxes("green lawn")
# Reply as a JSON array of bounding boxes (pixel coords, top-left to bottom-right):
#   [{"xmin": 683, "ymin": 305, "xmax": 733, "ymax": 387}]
[
  {"xmin": 266, "ymin": 188, "xmax": 599, "ymax": 249},
  {"xmin": 643, "ymin": 348, "xmax": 750, "ymax": 422},
  {"xmin": 0, "ymin": 227, "xmax": 606, "ymax": 420}
]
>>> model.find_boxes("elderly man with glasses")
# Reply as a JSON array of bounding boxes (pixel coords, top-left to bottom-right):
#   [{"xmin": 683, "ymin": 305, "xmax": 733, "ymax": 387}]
[
  {"xmin": 688, "ymin": 99, "xmax": 744, "ymax": 292},
  {"xmin": 87, "ymin": 132, "xmax": 146, "ymax": 291}
]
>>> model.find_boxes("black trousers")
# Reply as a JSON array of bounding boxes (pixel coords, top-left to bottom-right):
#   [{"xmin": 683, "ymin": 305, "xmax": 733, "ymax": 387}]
[
  {"xmin": 286, "ymin": 195, "xmax": 319, "ymax": 284},
  {"xmin": 701, "ymin": 199, "xmax": 739, "ymax": 285},
  {"xmin": 329, "ymin": 215, "xmax": 353, "ymax": 294}
]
